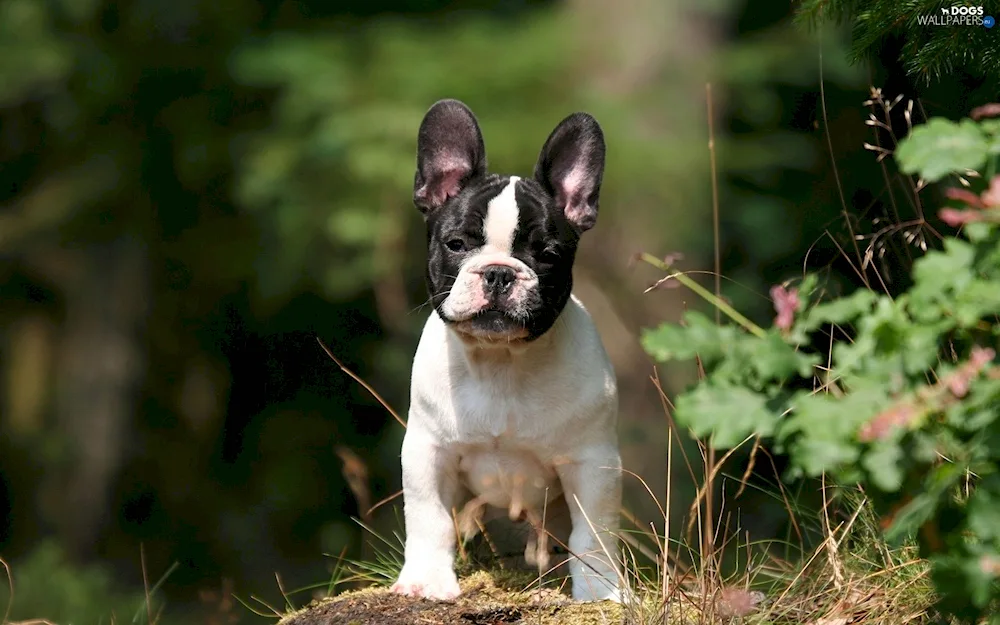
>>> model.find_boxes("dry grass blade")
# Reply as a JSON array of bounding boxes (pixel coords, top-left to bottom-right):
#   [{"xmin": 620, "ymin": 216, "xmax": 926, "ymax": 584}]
[
  {"xmin": 367, "ymin": 489, "xmax": 403, "ymax": 518},
  {"xmin": 684, "ymin": 435, "xmax": 755, "ymax": 541},
  {"xmin": 316, "ymin": 336, "xmax": 406, "ymax": 429},
  {"xmin": 618, "ymin": 508, "xmax": 673, "ymax": 570},
  {"xmin": 1, "ymin": 556, "xmax": 12, "ymax": 625},
  {"xmin": 650, "ymin": 370, "xmax": 700, "ymax": 495},
  {"xmin": 247, "ymin": 594, "xmax": 283, "ymax": 618},
  {"xmin": 734, "ymin": 437, "xmax": 760, "ymax": 499},
  {"xmin": 141, "ymin": 544, "xmax": 154, "ymax": 625},
  {"xmin": 704, "ymin": 81, "xmax": 722, "ymax": 608},
  {"xmin": 275, "ymin": 572, "xmax": 294, "ymax": 612},
  {"xmin": 0, "ymin": 557, "xmax": 71, "ymax": 625},
  {"xmin": 818, "ymin": 31, "xmax": 869, "ymax": 291},
  {"xmin": 820, "ymin": 476, "xmax": 844, "ymax": 591}
]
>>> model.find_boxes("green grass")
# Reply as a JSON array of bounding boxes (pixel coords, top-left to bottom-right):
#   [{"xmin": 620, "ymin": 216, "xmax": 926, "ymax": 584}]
[{"xmin": 274, "ymin": 429, "xmax": 940, "ymax": 625}]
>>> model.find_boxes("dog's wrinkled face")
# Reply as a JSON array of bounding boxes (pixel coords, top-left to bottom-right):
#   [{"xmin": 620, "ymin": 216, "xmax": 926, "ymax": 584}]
[
  {"xmin": 413, "ymin": 100, "xmax": 606, "ymax": 343},
  {"xmin": 425, "ymin": 174, "xmax": 578, "ymax": 341}
]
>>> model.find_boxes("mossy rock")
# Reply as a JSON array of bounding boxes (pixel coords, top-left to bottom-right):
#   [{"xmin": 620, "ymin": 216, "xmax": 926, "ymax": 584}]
[{"xmin": 278, "ymin": 571, "xmax": 625, "ymax": 625}]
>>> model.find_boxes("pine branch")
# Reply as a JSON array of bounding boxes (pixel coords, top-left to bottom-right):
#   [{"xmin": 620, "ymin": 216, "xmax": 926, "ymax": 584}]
[{"xmin": 794, "ymin": 0, "xmax": 999, "ymax": 85}]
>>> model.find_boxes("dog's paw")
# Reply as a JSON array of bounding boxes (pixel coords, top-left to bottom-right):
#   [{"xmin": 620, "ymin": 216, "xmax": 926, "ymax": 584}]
[
  {"xmin": 390, "ymin": 567, "xmax": 461, "ymax": 601},
  {"xmin": 572, "ymin": 582, "xmax": 630, "ymax": 604}
]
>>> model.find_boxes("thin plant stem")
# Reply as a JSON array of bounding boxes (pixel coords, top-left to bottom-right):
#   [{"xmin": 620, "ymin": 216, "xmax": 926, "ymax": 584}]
[{"xmin": 640, "ymin": 253, "xmax": 766, "ymax": 338}]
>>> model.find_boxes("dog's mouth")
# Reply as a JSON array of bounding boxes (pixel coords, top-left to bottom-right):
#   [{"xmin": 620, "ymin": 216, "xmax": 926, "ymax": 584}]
[{"xmin": 451, "ymin": 309, "xmax": 530, "ymax": 342}]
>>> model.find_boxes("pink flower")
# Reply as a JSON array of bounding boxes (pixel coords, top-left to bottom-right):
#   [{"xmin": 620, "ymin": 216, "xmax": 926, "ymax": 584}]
[
  {"xmin": 858, "ymin": 402, "xmax": 919, "ymax": 442},
  {"xmin": 971, "ymin": 103, "xmax": 1000, "ymax": 120},
  {"xmin": 940, "ymin": 176, "xmax": 1000, "ymax": 226},
  {"xmin": 945, "ymin": 187, "xmax": 986, "ymax": 209},
  {"xmin": 947, "ymin": 346, "xmax": 998, "ymax": 397},
  {"xmin": 980, "ymin": 555, "xmax": 1000, "ymax": 576},
  {"xmin": 939, "ymin": 208, "xmax": 983, "ymax": 226},
  {"xmin": 946, "ymin": 375, "xmax": 970, "ymax": 398},
  {"xmin": 770, "ymin": 285, "xmax": 800, "ymax": 331},
  {"xmin": 969, "ymin": 346, "xmax": 996, "ymax": 369},
  {"xmin": 980, "ymin": 175, "xmax": 1000, "ymax": 208}
]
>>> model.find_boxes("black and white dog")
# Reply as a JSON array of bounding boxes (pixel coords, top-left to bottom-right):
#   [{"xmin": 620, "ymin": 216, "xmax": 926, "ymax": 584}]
[{"xmin": 390, "ymin": 100, "xmax": 622, "ymax": 602}]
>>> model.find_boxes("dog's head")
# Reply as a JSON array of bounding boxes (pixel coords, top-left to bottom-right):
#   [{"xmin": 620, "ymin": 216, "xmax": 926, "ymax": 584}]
[{"xmin": 413, "ymin": 99, "xmax": 605, "ymax": 344}]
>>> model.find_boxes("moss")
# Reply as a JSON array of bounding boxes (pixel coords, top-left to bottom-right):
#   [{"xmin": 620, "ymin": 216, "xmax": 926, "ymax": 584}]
[{"xmin": 278, "ymin": 570, "xmax": 625, "ymax": 625}]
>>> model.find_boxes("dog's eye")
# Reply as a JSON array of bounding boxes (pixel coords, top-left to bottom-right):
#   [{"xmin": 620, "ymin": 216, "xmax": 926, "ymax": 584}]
[
  {"xmin": 539, "ymin": 246, "xmax": 561, "ymax": 263},
  {"xmin": 445, "ymin": 238, "xmax": 467, "ymax": 252}
]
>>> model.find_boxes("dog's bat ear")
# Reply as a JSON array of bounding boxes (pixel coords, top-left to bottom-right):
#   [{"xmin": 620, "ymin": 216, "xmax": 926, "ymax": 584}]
[
  {"xmin": 414, "ymin": 99, "xmax": 487, "ymax": 214},
  {"xmin": 533, "ymin": 113, "xmax": 605, "ymax": 233}
]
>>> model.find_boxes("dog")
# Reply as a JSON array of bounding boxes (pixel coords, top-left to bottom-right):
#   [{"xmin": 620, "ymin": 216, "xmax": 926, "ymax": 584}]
[{"xmin": 390, "ymin": 99, "xmax": 622, "ymax": 603}]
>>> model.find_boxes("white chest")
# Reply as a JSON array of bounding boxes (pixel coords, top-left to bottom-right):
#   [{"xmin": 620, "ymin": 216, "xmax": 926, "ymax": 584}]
[{"xmin": 406, "ymin": 298, "xmax": 618, "ymax": 513}]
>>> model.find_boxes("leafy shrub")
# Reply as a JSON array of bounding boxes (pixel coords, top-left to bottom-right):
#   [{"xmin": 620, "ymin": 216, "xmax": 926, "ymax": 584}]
[{"xmin": 641, "ymin": 111, "xmax": 1000, "ymax": 622}]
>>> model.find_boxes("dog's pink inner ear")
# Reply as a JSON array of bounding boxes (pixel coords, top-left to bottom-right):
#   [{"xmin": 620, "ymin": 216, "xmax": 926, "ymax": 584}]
[
  {"xmin": 413, "ymin": 100, "xmax": 487, "ymax": 214},
  {"xmin": 415, "ymin": 154, "xmax": 471, "ymax": 209},
  {"xmin": 557, "ymin": 165, "xmax": 597, "ymax": 230},
  {"xmin": 533, "ymin": 112, "xmax": 605, "ymax": 233}
]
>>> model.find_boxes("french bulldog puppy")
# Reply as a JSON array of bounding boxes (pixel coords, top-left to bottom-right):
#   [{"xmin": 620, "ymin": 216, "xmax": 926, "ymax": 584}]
[{"xmin": 391, "ymin": 99, "xmax": 622, "ymax": 602}]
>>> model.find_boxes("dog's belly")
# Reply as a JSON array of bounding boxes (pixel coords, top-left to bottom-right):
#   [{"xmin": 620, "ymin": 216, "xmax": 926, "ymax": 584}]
[{"xmin": 458, "ymin": 446, "xmax": 562, "ymax": 515}]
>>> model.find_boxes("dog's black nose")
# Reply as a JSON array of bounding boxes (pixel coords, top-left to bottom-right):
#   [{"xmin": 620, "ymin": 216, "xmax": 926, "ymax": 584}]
[{"xmin": 483, "ymin": 265, "xmax": 516, "ymax": 294}]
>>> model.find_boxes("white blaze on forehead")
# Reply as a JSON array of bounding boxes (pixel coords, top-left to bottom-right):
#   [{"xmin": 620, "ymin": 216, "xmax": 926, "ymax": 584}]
[{"xmin": 482, "ymin": 176, "xmax": 520, "ymax": 253}]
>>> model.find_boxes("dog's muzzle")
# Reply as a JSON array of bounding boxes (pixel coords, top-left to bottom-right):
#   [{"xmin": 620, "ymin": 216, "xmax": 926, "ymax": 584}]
[
  {"xmin": 482, "ymin": 264, "xmax": 516, "ymax": 299},
  {"xmin": 440, "ymin": 254, "xmax": 539, "ymax": 339}
]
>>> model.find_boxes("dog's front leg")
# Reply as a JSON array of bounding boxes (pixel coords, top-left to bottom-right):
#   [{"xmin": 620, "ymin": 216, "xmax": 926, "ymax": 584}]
[
  {"xmin": 391, "ymin": 426, "xmax": 462, "ymax": 600},
  {"xmin": 555, "ymin": 444, "xmax": 623, "ymax": 602}
]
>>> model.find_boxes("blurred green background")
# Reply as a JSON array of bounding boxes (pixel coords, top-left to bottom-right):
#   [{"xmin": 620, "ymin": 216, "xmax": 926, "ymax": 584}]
[{"xmin": 0, "ymin": 0, "xmax": 992, "ymax": 622}]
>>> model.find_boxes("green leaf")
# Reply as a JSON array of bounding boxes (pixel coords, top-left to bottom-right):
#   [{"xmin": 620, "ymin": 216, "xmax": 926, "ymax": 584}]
[
  {"xmin": 796, "ymin": 273, "xmax": 819, "ymax": 300},
  {"xmin": 959, "ymin": 377, "xmax": 1000, "ymax": 433},
  {"xmin": 967, "ymin": 475, "xmax": 1000, "ymax": 541},
  {"xmin": 909, "ymin": 238, "xmax": 976, "ymax": 321},
  {"xmin": 797, "ymin": 288, "xmax": 878, "ymax": 332},
  {"xmin": 965, "ymin": 221, "xmax": 995, "ymax": 243},
  {"xmin": 673, "ymin": 383, "xmax": 778, "ymax": 448},
  {"xmin": 863, "ymin": 437, "xmax": 905, "ymax": 492},
  {"xmin": 899, "ymin": 322, "xmax": 947, "ymax": 375},
  {"xmin": 913, "ymin": 238, "xmax": 975, "ymax": 288},
  {"xmin": 747, "ymin": 332, "xmax": 819, "ymax": 379},
  {"xmin": 829, "ymin": 297, "xmax": 901, "ymax": 376},
  {"xmin": 895, "ymin": 118, "xmax": 989, "ymax": 182},
  {"xmin": 981, "ymin": 118, "xmax": 1000, "ymax": 138},
  {"xmin": 640, "ymin": 311, "xmax": 737, "ymax": 364},
  {"xmin": 907, "ymin": 236, "xmax": 1000, "ymax": 326},
  {"xmin": 981, "ymin": 119, "xmax": 1000, "ymax": 156},
  {"xmin": 955, "ymin": 279, "xmax": 1000, "ymax": 327},
  {"xmin": 780, "ymin": 387, "xmax": 887, "ymax": 477}
]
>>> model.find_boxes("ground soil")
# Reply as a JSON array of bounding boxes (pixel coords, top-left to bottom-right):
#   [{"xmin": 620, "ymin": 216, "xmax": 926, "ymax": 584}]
[{"xmin": 278, "ymin": 571, "xmax": 624, "ymax": 625}]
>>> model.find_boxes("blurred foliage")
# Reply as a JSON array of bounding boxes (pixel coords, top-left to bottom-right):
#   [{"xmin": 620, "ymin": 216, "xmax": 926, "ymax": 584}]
[
  {"xmin": 712, "ymin": 18, "xmax": 864, "ymax": 313},
  {"xmin": 796, "ymin": 0, "xmax": 1000, "ymax": 85},
  {"xmin": 643, "ymin": 112, "xmax": 1000, "ymax": 622},
  {"xmin": 229, "ymin": 10, "xmax": 719, "ymax": 304},
  {"xmin": 230, "ymin": 15, "xmax": 577, "ymax": 300},
  {"xmin": 0, "ymin": 541, "xmax": 176, "ymax": 624}
]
